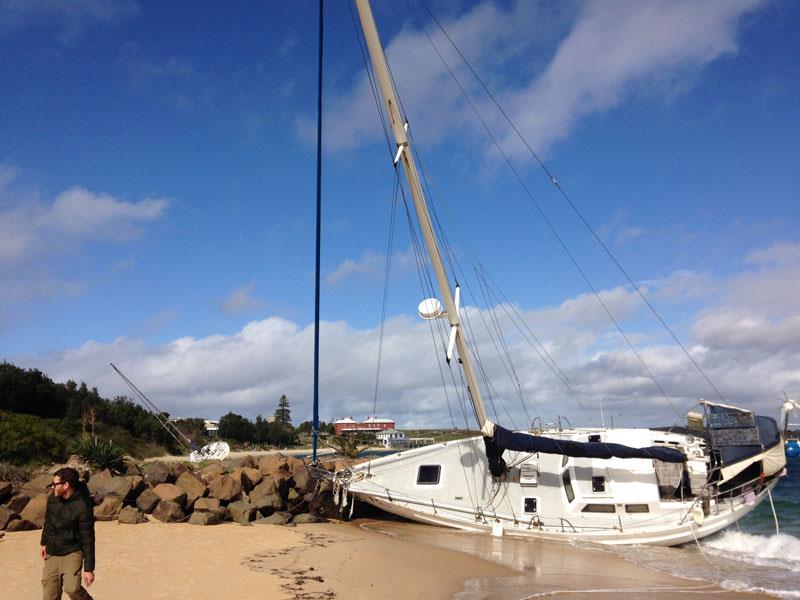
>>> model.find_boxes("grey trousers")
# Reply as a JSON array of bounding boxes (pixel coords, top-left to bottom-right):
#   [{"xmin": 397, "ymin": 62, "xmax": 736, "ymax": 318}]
[{"xmin": 42, "ymin": 550, "xmax": 93, "ymax": 600}]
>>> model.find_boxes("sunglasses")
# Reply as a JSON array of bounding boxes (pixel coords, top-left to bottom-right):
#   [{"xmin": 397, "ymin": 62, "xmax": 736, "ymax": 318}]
[{"xmin": 47, "ymin": 481, "xmax": 67, "ymax": 489}]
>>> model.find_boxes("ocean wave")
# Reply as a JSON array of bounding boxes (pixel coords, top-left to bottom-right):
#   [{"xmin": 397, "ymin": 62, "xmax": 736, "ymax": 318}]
[{"xmin": 702, "ymin": 531, "xmax": 800, "ymax": 572}]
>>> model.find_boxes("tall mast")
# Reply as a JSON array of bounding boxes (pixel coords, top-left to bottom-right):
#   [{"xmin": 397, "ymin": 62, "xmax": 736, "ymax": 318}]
[{"xmin": 353, "ymin": 0, "xmax": 488, "ymax": 428}]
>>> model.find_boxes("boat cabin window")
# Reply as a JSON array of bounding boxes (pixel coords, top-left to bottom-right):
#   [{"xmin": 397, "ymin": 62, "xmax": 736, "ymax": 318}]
[
  {"xmin": 561, "ymin": 469, "xmax": 575, "ymax": 503},
  {"xmin": 588, "ymin": 434, "xmax": 601, "ymax": 442},
  {"xmin": 581, "ymin": 503, "xmax": 616, "ymax": 513},
  {"xmin": 625, "ymin": 504, "xmax": 650, "ymax": 513},
  {"xmin": 416, "ymin": 465, "xmax": 441, "ymax": 485},
  {"xmin": 523, "ymin": 497, "xmax": 537, "ymax": 514},
  {"xmin": 592, "ymin": 476, "xmax": 606, "ymax": 493}
]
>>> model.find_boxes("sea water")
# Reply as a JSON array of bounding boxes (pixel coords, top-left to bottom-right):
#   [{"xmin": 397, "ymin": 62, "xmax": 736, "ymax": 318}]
[{"xmin": 611, "ymin": 455, "xmax": 800, "ymax": 598}]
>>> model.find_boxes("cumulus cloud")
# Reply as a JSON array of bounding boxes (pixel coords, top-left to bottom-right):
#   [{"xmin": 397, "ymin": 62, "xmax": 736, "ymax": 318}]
[
  {"xmin": 13, "ymin": 237, "xmax": 799, "ymax": 429},
  {"xmin": 322, "ymin": 0, "xmax": 762, "ymax": 158},
  {"xmin": 0, "ymin": 185, "xmax": 168, "ymax": 264},
  {"xmin": 327, "ymin": 247, "xmax": 414, "ymax": 284},
  {"xmin": 220, "ymin": 282, "xmax": 266, "ymax": 315},
  {"xmin": 0, "ymin": 0, "xmax": 138, "ymax": 44}
]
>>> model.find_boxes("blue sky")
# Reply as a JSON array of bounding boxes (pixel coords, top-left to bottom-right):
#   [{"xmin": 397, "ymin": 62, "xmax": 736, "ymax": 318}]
[{"xmin": 1, "ymin": 0, "xmax": 798, "ymax": 429}]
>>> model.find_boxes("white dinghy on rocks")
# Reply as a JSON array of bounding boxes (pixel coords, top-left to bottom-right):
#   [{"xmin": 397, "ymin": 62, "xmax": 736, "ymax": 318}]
[{"xmin": 316, "ymin": 0, "xmax": 787, "ymax": 547}]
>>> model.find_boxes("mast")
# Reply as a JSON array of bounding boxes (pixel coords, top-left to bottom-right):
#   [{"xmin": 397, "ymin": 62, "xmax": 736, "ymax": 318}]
[
  {"xmin": 353, "ymin": 0, "xmax": 488, "ymax": 428},
  {"xmin": 312, "ymin": 0, "xmax": 324, "ymax": 464}
]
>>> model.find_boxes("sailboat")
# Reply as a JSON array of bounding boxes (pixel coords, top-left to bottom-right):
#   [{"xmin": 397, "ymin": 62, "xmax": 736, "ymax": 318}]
[{"xmin": 318, "ymin": 0, "xmax": 787, "ymax": 546}]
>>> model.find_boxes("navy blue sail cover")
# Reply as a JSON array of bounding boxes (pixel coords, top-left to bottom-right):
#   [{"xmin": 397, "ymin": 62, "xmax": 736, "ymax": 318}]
[{"xmin": 483, "ymin": 423, "xmax": 685, "ymax": 477}]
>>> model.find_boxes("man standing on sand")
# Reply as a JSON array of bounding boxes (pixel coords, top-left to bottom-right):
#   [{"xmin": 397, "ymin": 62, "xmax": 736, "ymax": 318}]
[{"xmin": 41, "ymin": 467, "xmax": 96, "ymax": 600}]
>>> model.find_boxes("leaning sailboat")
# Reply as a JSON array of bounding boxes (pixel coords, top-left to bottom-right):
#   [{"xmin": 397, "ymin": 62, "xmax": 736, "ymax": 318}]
[{"xmin": 323, "ymin": 0, "xmax": 787, "ymax": 546}]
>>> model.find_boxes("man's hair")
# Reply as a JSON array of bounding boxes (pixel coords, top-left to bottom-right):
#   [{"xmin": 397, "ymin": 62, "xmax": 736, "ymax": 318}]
[{"xmin": 53, "ymin": 467, "xmax": 81, "ymax": 488}]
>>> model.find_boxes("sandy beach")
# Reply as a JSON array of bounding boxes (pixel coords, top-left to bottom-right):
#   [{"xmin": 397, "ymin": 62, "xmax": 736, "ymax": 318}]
[{"xmin": 1, "ymin": 516, "xmax": 772, "ymax": 599}]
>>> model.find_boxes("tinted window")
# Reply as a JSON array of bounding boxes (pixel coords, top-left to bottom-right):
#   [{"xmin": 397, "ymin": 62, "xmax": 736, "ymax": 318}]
[
  {"xmin": 581, "ymin": 504, "xmax": 616, "ymax": 513},
  {"xmin": 625, "ymin": 504, "xmax": 650, "ymax": 513},
  {"xmin": 562, "ymin": 469, "xmax": 575, "ymax": 503},
  {"xmin": 592, "ymin": 476, "xmax": 606, "ymax": 493},
  {"xmin": 523, "ymin": 497, "xmax": 537, "ymax": 513},
  {"xmin": 417, "ymin": 465, "xmax": 441, "ymax": 485}
]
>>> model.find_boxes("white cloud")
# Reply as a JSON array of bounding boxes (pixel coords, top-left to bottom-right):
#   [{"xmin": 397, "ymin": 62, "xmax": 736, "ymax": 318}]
[
  {"xmin": 327, "ymin": 247, "xmax": 414, "ymax": 284},
  {"xmin": 221, "ymin": 282, "xmax": 266, "ymax": 315},
  {"xmin": 322, "ymin": 0, "xmax": 763, "ymax": 158},
  {"xmin": 0, "ymin": 185, "xmax": 168, "ymax": 264},
  {"xmin": 745, "ymin": 240, "xmax": 800, "ymax": 266},
  {"xmin": 0, "ymin": 0, "xmax": 138, "ymax": 44},
  {"xmin": 12, "ymin": 237, "xmax": 799, "ymax": 429}
]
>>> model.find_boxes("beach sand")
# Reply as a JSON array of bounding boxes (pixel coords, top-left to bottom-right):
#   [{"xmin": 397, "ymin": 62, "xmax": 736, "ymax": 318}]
[{"xmin": 0, "ymin": 517, "xmax": 770, "ymax": 599}]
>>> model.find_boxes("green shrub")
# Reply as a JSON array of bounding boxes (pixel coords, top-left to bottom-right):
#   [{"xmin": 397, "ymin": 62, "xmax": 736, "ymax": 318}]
[
  {"xmin": 70, "ymin": 435, "xmax": 125, "ymax": 473},
  {"xmin": 0, "ymin": 411, "xmax": 69, "ymax": 465}
]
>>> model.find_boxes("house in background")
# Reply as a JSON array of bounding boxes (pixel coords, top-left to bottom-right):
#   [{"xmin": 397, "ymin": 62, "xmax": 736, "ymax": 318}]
[
  {"xmin": 204, "ymin": 419, "xmax": 220, "ymax": 436},
  {"xmin": 375, "ymin": 428, "xmax": 408, "ymax": 449},
  {"xmin": 334, "ymin": 416, "xmax": 395, "ymax": 435}
]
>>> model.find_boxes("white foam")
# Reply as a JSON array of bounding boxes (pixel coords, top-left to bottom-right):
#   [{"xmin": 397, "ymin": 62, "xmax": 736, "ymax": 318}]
[{"xmin": 702, "ymin": 531, "xmax": 800, "ymax": 572}]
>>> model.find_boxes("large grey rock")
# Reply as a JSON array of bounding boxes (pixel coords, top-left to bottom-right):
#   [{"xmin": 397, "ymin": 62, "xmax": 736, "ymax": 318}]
[
  {"xmin": 252, "ymin": 492, "xmax": 282, "ymax": 516},
  {"xmin": 198, "ymin": 462, "xmax": 225, "ymax": 482},
  {"xmin": 292, "ymin": 513, "xmax": 327, "ymax": 524},
  {"xmin": 152, "ymin": 483, "xmax": 187, "ymax": 508},
  {"xmin": 143, "ymin": 462, "xmax": 173, "ymax": 485},
  {"xmin": 232, "ymin": 467, "xmax": 263, "ymax": 492},
  {"xmin": 257, "ymin": 455, "xmax": 287, "ymax": 477},
  {"xmin": 227, "ymin": 500, "xmax": 256, "ymax": 524},
  {"xmin": 189, "ymin": 511, "xmax": 221, "ymax": 526},
  {"xmin": 90, "ymin": 473, "xmax": 132, "ymax": 502},
  {"xmin": 193, "ymin": 497, "xmax": 224, "ymax": 517},
  {"xmin": 118, "ymin": 506, "xmax": 148, "ymax": 525},
  {"xmin": 135, "ymin": 488, "xmax": 160, "ymax": 514},
  {"xmin": 6, "ymin": 518, "xmax": 39, "ymax": 532},
  {"xmin": 207, "ymin": 474, "xmax": 241, "ymax": 502},
  {"xmin": 0, "ymin": 505, "xmax": 18, "ymax": 530},
  {"xmin": 93, "ymin": 495, "xmax": 123, "ymax": 521},
  {"xmin": 5, "ymin": 494, "xmax": 29, "ymax": 514},
  {"xmin": 20, "ymin": 493, "xmax": 48, "ymax": 528},
  {"xmin": 248, "ymin": 477, "xmax": 276, "ymax": 503},
  {"xmin": 21, "ymin": 474, "xmax": 52, "ymax": 497},
  {"xmin": 175, "ymin": 472, "xmax": 206, "ymax": 508},
  {"xmin": 255, "ymin": 511, "xmax": 293, "ymax": 526},
  {"xmin": 151, "ymin": 500, "xmax": 185, "ymax": 523}
]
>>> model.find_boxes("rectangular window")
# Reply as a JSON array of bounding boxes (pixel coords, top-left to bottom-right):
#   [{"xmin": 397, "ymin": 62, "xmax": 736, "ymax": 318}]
[
  {"xmin": 588, "ymin": 434, "xmax": 601, "ymax": 442},
  {"xmin": 562, "ymin": 469, "xmax": 575, "ymax": 503},
  {"xmin": 416, "ymin": 465, "xmax": 441, "ymax": 485},
  {"xmin": 625, "ymin": 504, "xmax": 650, "ymax": 513},
  {"xmin": 592, "ymin": 476, "xmax": 606, "ymax": 493},
  {"xmin": 581, "ymin": 503, "xmax": 616, "ymax": 513},
  {"xmin": 523, "ymin": 497, "xmax": 537, "ymax": 514}
]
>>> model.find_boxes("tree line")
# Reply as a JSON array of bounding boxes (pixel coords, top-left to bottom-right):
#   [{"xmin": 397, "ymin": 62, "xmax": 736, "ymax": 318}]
[{"xmin": 0, "ymin": 362, "xmax": 331, "ymax": 466}]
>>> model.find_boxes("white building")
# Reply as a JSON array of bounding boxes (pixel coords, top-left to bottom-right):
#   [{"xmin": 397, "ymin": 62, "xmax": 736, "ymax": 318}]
[
  {"xmin": 204, "ymin": 419, "xmax": 220, "ymax": 436},
  {"xmin": 375, "ymin": 429, "xmax": 408, "ymax": 449}
]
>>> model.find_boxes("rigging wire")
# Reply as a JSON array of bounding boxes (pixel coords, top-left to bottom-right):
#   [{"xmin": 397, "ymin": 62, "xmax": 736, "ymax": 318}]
[
  {"xmin": 371, "ymin": 178, "xmax": 400, "ymax": 419},
  {"xmin": 403, "ymin": 0, "xmax": 688, "ymax": 421},
  {"xmin": 414, "ymin": 0, "xmax": 724, "ymax": 406},
  {"xmin": 109, "ymin": 363, "xmax": 191, "ymax": 451}
]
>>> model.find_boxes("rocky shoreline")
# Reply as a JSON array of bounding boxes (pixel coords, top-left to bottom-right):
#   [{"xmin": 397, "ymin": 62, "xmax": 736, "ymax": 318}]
[{"xmin": 0, "ymin": 453, "xmax": 350, "ymax": 533}]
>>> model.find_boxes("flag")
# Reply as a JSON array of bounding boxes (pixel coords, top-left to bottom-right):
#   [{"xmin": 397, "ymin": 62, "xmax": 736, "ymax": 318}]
[{"xmin": 743, "ymin": 487, "xmax": 756, "ymax": 506}]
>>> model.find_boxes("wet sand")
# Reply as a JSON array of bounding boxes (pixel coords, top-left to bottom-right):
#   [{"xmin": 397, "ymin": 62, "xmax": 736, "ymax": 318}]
[{"xmin": 0, "ymin": 518, "xmax": 770, "ymax": 599}]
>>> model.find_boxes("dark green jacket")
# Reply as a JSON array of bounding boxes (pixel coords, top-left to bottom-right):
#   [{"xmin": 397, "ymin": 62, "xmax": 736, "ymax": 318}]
[{"xmin": 40, "ymin": 488, "xmax": 95, "ymax": 571}]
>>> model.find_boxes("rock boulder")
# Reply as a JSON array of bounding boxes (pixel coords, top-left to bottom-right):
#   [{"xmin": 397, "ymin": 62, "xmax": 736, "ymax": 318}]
[
  {"xmin": 93, "ymin": 495, "xmax": 123, "ymax": 521},
  {"xmin": 207, "ymin": 474, "xmax": 241, "ymax": 502},
  {"xmin": 152, "ymin": 483, "xmax": 187, "ymax": 508},
  {"xmin": 118, "ymin": 506, "xmax": 148, "ymax": 525},
  {"xmin": 135, "ymin": 488, "xmax": 160, "ymax": 514},
  {"xmin": 19, "ymin": 493, "xmax": 48, "ymax": 528},
  {"xmin": 189, "ymin": 511, "xmax": 220, "ymax": 526},
  {"xmin": 175, "ymin": 472, "xmax": 206, "ymax": 508},
  {"xmin": 151, "ymin": 500, "xmax": 185, "ymax": 523}
]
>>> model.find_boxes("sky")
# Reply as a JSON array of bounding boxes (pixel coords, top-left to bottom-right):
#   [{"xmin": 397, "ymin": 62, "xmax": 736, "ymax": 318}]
[{"xmin": 1, "ymin": 0, "xmax": 798, "ymax": 431}]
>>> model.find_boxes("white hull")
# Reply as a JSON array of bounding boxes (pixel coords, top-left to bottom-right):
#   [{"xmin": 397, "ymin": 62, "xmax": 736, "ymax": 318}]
[{"xmin": 345, "ymin": 430, "xmax": 783, "ymax": 546}]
